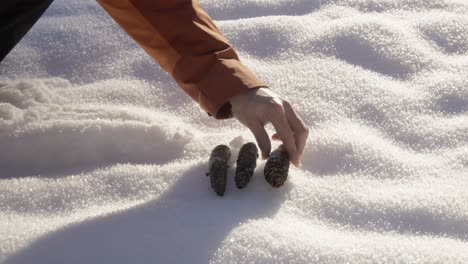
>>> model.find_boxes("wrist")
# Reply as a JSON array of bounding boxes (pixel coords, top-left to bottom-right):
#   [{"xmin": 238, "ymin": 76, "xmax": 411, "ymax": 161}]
[{"xmin": 220, "ymin": 86, "xmax": 268, "ymax": 119}]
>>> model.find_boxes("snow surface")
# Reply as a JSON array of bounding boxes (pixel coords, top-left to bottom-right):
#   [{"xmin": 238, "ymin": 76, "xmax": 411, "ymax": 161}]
[{"xmin": 1, "ymin": 0, "xmax": 468, "ymax": 263}]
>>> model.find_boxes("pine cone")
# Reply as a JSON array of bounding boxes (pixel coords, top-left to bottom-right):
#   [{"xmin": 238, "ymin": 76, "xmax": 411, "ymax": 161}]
[
  {"xmin": 207, "ymin": 144, "xmax": 231, "ymax": 196},
  {"xmin": 235, "ymin": 142, "xmax": 258, "ymax": 189},
  {"xmin": 264, "ymin": 148, "xmax": 289, "ymax": 188}
]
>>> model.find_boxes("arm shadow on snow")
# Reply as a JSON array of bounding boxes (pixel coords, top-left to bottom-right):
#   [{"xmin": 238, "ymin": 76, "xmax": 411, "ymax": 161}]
[{"xmin": 5, "ymin": 162, "xmax": 290, "ymax": 264}]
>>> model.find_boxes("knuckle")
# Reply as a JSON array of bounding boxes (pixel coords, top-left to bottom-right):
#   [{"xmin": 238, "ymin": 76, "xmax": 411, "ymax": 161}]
[
  {"xmin": 269, "ymin": 101, "xmax": 284, "ymax": 115},
  {"xmin": 300, "ymin": 126, "xmax": 309, "ymax": 136},
  {"xmin": 282, "ymin": 100, "xmax": 292, "ymax": 108}
]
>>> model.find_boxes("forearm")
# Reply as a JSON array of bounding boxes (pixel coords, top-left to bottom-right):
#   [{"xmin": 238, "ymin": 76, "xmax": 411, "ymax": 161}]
[{"xmin": 96, "ymin": 0, "xmax": 266, "ymax": 118}]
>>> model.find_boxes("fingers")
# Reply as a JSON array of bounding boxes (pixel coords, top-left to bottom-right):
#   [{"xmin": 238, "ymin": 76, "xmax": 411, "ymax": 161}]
[
  {"xmin": 248, "ymin": 122, "xmax": 271, "ymax": 159},
  {"xmin": 283, "ymin": 101, "xmax": 309, "ymax": 158},
  {"xmin": 231, "ymin": 86, "xmax": 307, "ymax": 167},
  {"xmin": 270, "ymin": 110, "xmax": 300, "ymax": 166}
]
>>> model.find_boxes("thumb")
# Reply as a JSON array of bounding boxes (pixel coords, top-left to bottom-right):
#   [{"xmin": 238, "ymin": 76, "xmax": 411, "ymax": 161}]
[{"xmin": 248, "ymin": 122, "xmax": 271, "ymax": 159}]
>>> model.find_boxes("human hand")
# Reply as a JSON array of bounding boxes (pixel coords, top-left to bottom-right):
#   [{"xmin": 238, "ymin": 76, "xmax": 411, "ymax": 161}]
[{"xmin": 229, "ymin": 88, "xmax": 309, "ymax": 166}]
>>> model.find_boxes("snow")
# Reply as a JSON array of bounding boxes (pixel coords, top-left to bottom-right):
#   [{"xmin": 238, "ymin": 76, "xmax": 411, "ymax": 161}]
[{"xmin": 1, "ymin": 0, "xmax": 468, "ymax": 263}]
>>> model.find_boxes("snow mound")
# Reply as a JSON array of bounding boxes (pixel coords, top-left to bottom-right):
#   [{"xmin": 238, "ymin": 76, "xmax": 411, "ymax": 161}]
[{"xmin": 0, "ymin": 79, "xmax": 192, "ymax": 177}]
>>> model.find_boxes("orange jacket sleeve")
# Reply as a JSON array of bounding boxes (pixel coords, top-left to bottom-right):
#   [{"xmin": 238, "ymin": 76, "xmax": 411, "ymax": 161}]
[{"xmin": 96, "ymin": 0, "xmax": 267, "ymax": 119}]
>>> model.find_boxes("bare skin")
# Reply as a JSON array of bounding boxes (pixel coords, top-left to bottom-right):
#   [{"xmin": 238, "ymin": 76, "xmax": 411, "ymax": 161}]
[{"xmin": 229, "ymin": 88, "xmax": 309, "ymax": 166}]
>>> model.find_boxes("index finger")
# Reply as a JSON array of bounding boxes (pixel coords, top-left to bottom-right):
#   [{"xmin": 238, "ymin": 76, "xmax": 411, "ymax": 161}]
[
  {"xmin": 270, "ymin": 111, "xmax": 300, "ymax": 166},
  {"xmin": 283, "ymin": 101, "xmax": 309, "ymax": 158}
]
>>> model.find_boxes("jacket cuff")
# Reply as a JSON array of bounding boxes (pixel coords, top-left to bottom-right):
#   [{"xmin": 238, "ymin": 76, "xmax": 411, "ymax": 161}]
[{"xmin": 174, "ymin": 50, "xmax": 267, "ymax": 119}]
